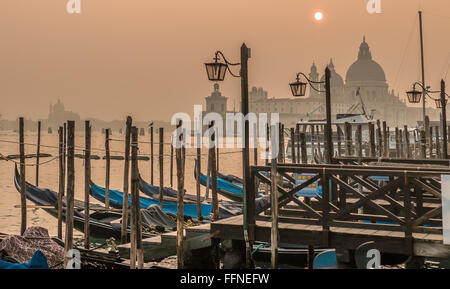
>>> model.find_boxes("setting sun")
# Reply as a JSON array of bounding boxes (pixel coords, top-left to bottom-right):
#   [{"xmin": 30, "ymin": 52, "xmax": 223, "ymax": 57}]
[{"xmin": 314, "ymin": 11, "xmax": 324, "ymax": 21}]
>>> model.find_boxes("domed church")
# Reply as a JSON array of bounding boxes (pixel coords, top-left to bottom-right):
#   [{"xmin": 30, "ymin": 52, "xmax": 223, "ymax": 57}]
[{"xmin": 249, "ymin": 37, "xmax": 432, "ymax": 127}]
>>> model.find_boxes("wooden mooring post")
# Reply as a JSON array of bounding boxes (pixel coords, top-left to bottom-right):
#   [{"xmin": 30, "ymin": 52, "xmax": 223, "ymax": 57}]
[
  {"xmin": 57, "ymin": 126, "xmax": 64, "ymax": 240},
  {"xmin": 436, "ymin": 126, "xmax": 441, "ymax": 159},
  {"xmin": 290, "ymin": 127, "xmax": 295, "ymax": 163},
  {"xmin": 204, "ymin": 122, "xmax": 213, "ymax": 200},
  {"xmin": 368, "ymin": 122, "xmax": 375, "ymax": 157},
  {"xmin": 356, "ymin": 124, "xmax": 362, "ymax": 159},
  {"xmin": 159, "ymin": 127, "xmax": 164, "ymax": 209},
  {"xmin": 196, "ymin": 132, "xmax": 202, "ymax": 220},
  {"xmin": 295, "ymin": 124, "xmax": 300, "ymax": 163},
  {"xmin": 176, "ymin": 123, "xmax": 185, "ymax": 269},
  {"xmin": 337, "ymin": 126, "xmax": 342, "ymax": 157},
  {"xmin": 35, "ymin": 121, "xmax": 41, "ymax": 186},
  {"xmin": 420, "ymin": 130, "xmax": 426, "ymax": 158},
  {"xmin": 210, "ymin": 124, "xmax": 219, "ymax": 221},
  {"xmin": 270, "ymin": 125, "xmax": 279, "ymax": 269},
  {"xmin": 150, "ymin": 124, "xmax": 154, "ymax": 185},
  {"xmin": 300, "ymin": 133, "xmax": 307, "ymax": 164},
  {"xmin": 395, "ymin": 127, "xmax": 400, "ymax": 158},
  {"xmin": 216, "ymin": 147, "xmax": 220, "ymax": 172},
  {"xmin": 19, "ymin": 117, "xmax": 27, "ymax": 235},
  {"xmin": 84, "ymin": 121, "xmax": 91, "ymax": 249},
  {"xmin": 413, "ymin": 130, "xmax": 419, "ymax": 158},
  {"xmin": 404, "ymin": 126, "xmax": 411, "ymax": 158},
  {"xmin": 382, "ymin": 121, "xmax": 388, "ymax": 157},
  {"xmin": 429, "ymin": 126, "xmax": 434, "ymax": 159},
  {"xmin": 63, "ymin": 122, "xmax": 67, "ymax": 194},
  {"xmin": 316, "ymin": 125, "xmax": 322, "ymax": 162},
  {"xmin": 129, "ymin": 127, "xmax": 136, "ymax": 269},
  {"xmin": 310, "ymin": 125, "xmax": 316, "ymax": 162},
  {"xmin": 345, "ymin": 122, "xmax": 352, "ymax": 157},
  {"xmin": 254, "ymin": 123, "xmax": 258, "ymax": 165},
  {"xmin": 399, "ymin": 128, "xmax": 404, "ymax": 158},
  {"xmin": 121, "ymin": 116, "xmax": 132, "ymax": 244},
  {"xmin": 130, "ymin": 126, "xmax": 143, "ymax": 269},
  {"xmin": 170, "ymin": 136, "xmax": 174, "ymax": 187},
  {"xmin": 376, "ymin": 120, "xmax": 381, "ymax": 157},
  {"xmin": 105, "ymin": 128, "xmax": 111, "ymax": 208},
  {"xmin": 64, "ymin": 121, "xmax": 75, "ymax": 268}
]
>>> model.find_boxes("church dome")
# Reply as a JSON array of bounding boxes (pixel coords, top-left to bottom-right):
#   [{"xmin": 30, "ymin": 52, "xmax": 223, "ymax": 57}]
[
  {"xmin": 345, "ymin": 37, "xmax": 386, "ymax": 82},
  {"xmin": 320, "ymin": 59, "xmax": 344, "ymax": 87}
]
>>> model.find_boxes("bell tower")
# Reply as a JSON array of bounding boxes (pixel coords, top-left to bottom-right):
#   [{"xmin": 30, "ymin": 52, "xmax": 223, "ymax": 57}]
[{"xmin": 205, "ymin": 83, "xmax": 228, "ymax": 115}]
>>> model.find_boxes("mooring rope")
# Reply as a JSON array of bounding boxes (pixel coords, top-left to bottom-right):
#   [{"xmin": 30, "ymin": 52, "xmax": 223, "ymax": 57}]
[{"xmin": 0, "ymin": 138, "xmax": 242, "ymax": 161}]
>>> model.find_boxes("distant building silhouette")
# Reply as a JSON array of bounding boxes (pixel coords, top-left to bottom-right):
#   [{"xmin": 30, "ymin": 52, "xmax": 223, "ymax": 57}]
[
  {"xmin": 249, "ymin": 36, "xmax": 438, "ymax": 127},
  {"xmin": 46, "ymin": 99, "xmax": 81, "ymax": 130}
]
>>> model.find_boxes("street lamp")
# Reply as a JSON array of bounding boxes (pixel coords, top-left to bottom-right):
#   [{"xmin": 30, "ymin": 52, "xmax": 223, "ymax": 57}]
[
  {"xmin": 289, "ymin": 67, "xmax": 333, "ymax": 164},
  {"xmin": 205, "ymin": 44, "xmax": 254, "ymax": 268},
  {"xmin": 406, "ymin": 80, "xmax": 449, "ymax": 158}
]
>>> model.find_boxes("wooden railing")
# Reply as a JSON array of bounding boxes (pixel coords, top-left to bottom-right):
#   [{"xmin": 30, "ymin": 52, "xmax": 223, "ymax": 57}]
[{"xmin": 250, "ymin": 163, "xmax": 450, "ymax": 251}]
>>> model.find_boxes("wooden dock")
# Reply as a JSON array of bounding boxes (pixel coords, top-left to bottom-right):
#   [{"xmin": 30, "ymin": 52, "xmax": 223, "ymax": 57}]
[{"xmin": 210, "ymin": 157, "xmax": 450, "ymax": 268}]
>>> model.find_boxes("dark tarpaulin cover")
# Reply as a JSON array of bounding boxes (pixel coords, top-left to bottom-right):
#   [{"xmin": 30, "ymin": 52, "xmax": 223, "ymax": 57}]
[
  {"xmin": 141, "ymin": 205, "xmax": 176, "ymax": 230},
  {"xmin": 0, "ymin": 227, "xmax": 64, "ymax": 269}
]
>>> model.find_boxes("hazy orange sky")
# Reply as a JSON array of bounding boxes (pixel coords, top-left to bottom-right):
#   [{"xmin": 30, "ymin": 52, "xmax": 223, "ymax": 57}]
[{"xmin": 0, "ymin": 0, "xmax": 449, "ymax": 121}]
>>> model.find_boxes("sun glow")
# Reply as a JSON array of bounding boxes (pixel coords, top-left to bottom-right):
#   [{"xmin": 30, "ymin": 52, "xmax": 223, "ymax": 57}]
[{"xmin": 314, "ymin": 11, "xmax": 324, "ymax": 22}]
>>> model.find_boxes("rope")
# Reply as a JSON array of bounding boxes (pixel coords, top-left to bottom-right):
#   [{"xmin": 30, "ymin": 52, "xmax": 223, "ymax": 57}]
[
  {"xmin": 0, "ymin": 138, "xmax": 242, "ymax": 161},
  {"xmin": 251, "ymin": 243, "xmax": 264, "ymax": 255},
  {"xmin": 392, "ymin": 14, "xmax": 418, "ymax": 95}
]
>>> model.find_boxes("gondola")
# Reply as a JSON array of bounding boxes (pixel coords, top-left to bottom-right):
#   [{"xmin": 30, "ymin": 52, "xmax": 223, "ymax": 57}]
[
  {"xmin": 138, "ymin": 175, "xmax": 200, "ymax": 203},
  {"xmin": 193, "ymin": 159, "xmax": 268, "ymax": 202},
  {"xmin": 14, "ymin": 166, "xmax": 156, "ymax": 240},
  {"xmin": 89, "ymin": 181, "xmax": 238, "ymax": 219},
  {"xmin": 193, "ymin": 160, "xmax": 250, "ymax": 202}
]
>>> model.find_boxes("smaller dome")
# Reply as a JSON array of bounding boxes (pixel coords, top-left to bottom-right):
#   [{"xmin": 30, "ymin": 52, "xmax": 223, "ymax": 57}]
[{"xmin": 320, "ymin": 59, "xmax": 344, "ymax": 88}]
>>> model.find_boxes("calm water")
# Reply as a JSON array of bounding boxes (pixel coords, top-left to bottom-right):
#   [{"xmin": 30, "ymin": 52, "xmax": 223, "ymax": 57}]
[{"xmin": 0, "ymin": 130, "xmax": 244, "ymax": 237}]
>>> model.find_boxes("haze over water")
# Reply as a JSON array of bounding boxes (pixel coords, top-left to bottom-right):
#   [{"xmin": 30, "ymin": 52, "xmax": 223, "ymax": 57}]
[{"xmin": 0, "ymin": 130, "xmax": 244, "ymax": 237}]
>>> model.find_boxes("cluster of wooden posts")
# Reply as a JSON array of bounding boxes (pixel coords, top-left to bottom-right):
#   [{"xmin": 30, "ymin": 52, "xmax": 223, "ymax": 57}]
[
  {"xmin": 15, "ymin": 116, "xmax": 226, "ymax": 269},
  {"xmin": 282, "ymin": 119, "xmax": 449, "ymax": 164}
]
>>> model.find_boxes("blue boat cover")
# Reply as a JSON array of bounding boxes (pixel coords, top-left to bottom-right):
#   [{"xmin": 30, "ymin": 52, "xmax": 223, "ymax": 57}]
[
  {"xmin": 199, "ymin": 173, "xmax": 262, "ymax": 198},
  {"xmin": 0, "ymin": 250, "xmax": 49, "ymax": 269},
  {"xmin": 313, "ymin": 249, "xmax": 338, "ymax": 269},
  {"xmin": 90, "ymin": 183, "xmax": 213, "ymax": 219},
  {"xmin": 199, "ymin": 173, "xmax": 244, "ymax": 195}
]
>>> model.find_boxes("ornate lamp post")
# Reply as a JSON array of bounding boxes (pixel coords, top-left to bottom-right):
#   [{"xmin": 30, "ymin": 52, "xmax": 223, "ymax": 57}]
[
  {"xmin": 205, "ymin": 44, "xmax": 254, "ymax": 268},
  {"xmin": 406, "ymin": 80, "xmax": 449, "ymax": 158},
  {"xmin": 289, "ymin": 67, "xmax": 333, "ymax": 164}
]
